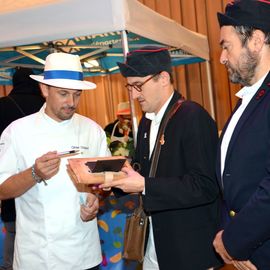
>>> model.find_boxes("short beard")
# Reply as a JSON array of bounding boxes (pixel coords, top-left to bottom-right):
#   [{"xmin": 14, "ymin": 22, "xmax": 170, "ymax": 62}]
[
  {"xmin": 227, "ymin": 47, "xmax": 259, "ymax": 86},
  {"xmin": 57, "ymin": 106, "xmax": 76, "ymax": 120}
]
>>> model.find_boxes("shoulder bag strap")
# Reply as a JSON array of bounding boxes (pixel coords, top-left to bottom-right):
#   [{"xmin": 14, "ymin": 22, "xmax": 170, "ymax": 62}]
[{"xmin": 149, "ymin": 98, "xmax": 184, "ymax": 177}]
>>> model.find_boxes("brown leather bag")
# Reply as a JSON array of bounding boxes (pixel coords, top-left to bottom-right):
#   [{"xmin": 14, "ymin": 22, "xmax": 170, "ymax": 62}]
[
  {"xmin": 123, "ymin": 195, "xmax": 148, "ymax": 262},
  {"xmin": 123, "ymin": 98, "xmax": 184, "ymax": 262}
]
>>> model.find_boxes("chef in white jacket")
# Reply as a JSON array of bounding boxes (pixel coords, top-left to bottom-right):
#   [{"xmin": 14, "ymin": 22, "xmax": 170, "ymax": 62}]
[{"xmin": 0, "ymin": 52, "xmax": 110, "ymax": 270}]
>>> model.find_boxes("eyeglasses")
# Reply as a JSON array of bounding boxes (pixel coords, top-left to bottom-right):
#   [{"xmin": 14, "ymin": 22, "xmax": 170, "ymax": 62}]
[{"xmin": 125, "ymin": 72, "xmax": 160, "ymax": 93}]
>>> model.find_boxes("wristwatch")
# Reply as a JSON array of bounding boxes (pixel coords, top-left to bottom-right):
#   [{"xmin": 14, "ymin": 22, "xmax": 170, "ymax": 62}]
[{"xmin": 31, "ymin": 165, "xmax": 47, "ymax": 186}]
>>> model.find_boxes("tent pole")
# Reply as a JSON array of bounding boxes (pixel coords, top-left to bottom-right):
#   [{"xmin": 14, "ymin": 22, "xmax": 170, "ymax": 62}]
[
  {"xmin": 120, "ymin": 30, "xmax": 138, "ymax": 147},
  {"xmin": 205, "ymin": 61, "xmax": 216, "ymax": 120}
]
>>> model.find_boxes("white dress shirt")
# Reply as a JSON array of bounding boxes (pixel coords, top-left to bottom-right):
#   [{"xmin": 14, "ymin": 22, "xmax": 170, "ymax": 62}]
[
  {"xmin": 221, "ymin": 74, "xmax": 267, "ymax": 179},
  {"xmin": 0, "ymin": 104, "xmax": 110, "ymax": 270},
  {"xmin": 143, "ymin": 93, "xmax": 173, "ymax": 270}
]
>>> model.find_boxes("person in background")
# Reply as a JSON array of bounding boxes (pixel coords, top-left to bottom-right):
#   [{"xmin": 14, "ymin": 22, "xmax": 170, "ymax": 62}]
[
  {"xmin": 99, "ymin": 101, "xmax": 138, "ymax": 270},
  {"xmin": 104, "ymin": 101, "xmax": 134, "ymax": 158},
  {"xmin": 0, "ymin": 52, "xmax": 110, "ymax": 270},
  {"xmin": 213, "ymin": 1, "xmax": 270, "ymax": 270},
  {"xmin": 0, "ymin": 67, "xmax": 45, "ymax": 270},
  {"xmin": 100, "ymin": 46, "xmax": 222, "ymax": 270}
]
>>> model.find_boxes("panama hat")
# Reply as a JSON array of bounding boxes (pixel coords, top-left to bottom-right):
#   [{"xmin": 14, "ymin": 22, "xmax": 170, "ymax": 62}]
[
  {"xmin": 116, "ymin": 101, "xmax": 131, "ymax": 116},
  {"xmin": 30, "ymin": 52, "xmax": 96, "ymax": 90}
]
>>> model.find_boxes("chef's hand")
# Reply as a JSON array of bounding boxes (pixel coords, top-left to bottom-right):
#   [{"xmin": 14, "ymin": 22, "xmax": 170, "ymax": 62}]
[
  {"xmin": 80, "ymin": 193, "xmax": 99, "ymax": 222},
  {"xmin": 34, "ymin": 151, "xmax": 60, "ymax": 181}
]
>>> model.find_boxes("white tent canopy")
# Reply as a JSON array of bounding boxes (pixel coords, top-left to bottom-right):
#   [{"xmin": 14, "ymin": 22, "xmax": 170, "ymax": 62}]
[{"xmin": 0, "ymin": 0, "xmax": 209, "ymax": 60}]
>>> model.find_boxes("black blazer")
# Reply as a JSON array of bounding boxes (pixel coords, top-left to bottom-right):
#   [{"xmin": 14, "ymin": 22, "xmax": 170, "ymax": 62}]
[
  {"xmin": 217, "ymin": 72, "xmax": 270, "ymax": 269},
  {"xmin": 135, "ymin": 91, "xmax": 222, "ymax": 270}
]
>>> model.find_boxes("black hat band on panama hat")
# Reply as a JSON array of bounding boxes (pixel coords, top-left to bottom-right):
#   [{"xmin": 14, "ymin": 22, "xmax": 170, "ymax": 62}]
[
  {"xmin": 117, "ymin": 46, "xmax": 172, "ymax": 77},
  {"xmin": 217, "ymin": 0, "xmax": 270, "ymax": 33}
]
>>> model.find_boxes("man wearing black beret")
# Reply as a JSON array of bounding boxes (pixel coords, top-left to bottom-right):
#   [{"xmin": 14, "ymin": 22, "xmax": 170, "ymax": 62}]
[
  {"xmin": 100, "ymin": 46, "xmax": 222, "ymax": 269},
  {"xmin": 214, "ymin": 1, "xmax": 270, "ymax": 270}
]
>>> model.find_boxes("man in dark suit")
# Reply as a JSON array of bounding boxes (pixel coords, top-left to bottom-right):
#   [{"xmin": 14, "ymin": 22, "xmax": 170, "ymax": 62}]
[
  {"xmin": 100, "ymin": 47, "xmax": 222, "ymax": 269},
  {"xmin": 213, "ymin": 1, "xmax": 270, "ymax": 270},
  {"xmin": 0, "ymin": 67, "xmax": 45, "ymax": 270}
]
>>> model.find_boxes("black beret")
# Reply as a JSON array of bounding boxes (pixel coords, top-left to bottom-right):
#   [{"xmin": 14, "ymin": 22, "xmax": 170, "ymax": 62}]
[
  {"xmin": 117, "ymin": 46, "xmax": 172, "ymax": 77},
  {"xmin": 217, "ymin": 0, "xmax": 270, "ymax": 32}
]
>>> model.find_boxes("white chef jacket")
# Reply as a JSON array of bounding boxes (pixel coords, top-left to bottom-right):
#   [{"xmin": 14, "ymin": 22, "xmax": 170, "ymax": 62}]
[{"xmin": 0, "ymin": 104, "xmax": 110, "ymax": 270}]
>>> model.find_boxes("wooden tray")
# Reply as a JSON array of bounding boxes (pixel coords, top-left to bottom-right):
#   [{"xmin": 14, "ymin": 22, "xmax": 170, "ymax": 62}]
[{"xmin": 67, "ymin": 156, "xmax": 126, "ymax": 185}]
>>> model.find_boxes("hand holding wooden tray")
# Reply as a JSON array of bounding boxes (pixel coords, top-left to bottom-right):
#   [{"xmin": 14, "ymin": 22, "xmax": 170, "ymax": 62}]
[{"xmin": 67, "ymin": 156, "xmax": 127, "ymax": 185}]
